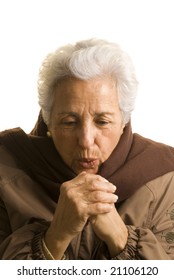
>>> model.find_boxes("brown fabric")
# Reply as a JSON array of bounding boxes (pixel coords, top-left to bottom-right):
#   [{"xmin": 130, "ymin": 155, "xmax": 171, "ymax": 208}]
[{"xmin": 1, "ymin": 113, "xmax": 174, "ymax": 203}]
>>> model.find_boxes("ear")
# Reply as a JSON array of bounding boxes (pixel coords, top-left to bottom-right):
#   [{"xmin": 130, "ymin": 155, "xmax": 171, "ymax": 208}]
[
  {"xmin": 46, "ymin": 131, "xmax": 52, "ymax": 138},
  {"xmin": 121, "ymin": 124, "xmax": 125, "ymax": 134}
]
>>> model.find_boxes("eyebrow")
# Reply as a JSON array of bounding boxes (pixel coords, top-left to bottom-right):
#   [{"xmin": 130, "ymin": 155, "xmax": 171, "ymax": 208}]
[{"xmin": 56, "ymin": 111, "xmax": 115, "ymax": 117}]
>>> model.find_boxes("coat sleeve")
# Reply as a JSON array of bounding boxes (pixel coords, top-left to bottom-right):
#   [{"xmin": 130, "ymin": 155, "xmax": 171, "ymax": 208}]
[
  {"xmin": 0, "ymin": 198, "xmax": 11, "ymax": 244},
  {"xmin": 98, "ymin": 173, "xmax": 174, "ymax": 260},
  {"xmin": 0, "ymin": 199, "xmax": 47, "ymax": 260},
  {"xmin": 0, "ymin": 187, "xmax": 48, "ymax": 259},
  {"xmin": 95, "ymin": 225, "xmax": 172, "ymax": 260},
  {"xmin": 115, "ymin": 174, "xmax": 174, "ymax": 260},
  {"xmin": 0, "ymin": 199, "xmax": 70, "ymax": 260},
  {"xmin": 112, "ymin": 225, "xmax": 172, "ymax": 260},
  {"xmin": 0, "ymin": 198, "xmax": 50, "ymax": 260}
]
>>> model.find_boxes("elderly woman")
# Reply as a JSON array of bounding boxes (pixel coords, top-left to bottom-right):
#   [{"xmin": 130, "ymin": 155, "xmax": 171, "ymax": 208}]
[{"xmin": 0, "ymin": 39, "xmax": 174, "ymax": 260}]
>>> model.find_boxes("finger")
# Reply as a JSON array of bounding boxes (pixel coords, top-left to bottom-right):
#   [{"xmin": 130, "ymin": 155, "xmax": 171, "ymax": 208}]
[
  {"xmin": 74, "ymin": 172, "xmax": 114, "ymax": 188},
  {"xmin": 86, "ymin": 202, "xmax": 114, "ymax": 216},
  {"xmin": 85, "ymin": 191, "xmax": 118, "ymax": 204},
  {"xmin": 69, "ymin": 174, "xmax": 116, "ymax": 193},
  {"xmin": 61, "ymin": 173, "xmax": 116, "ymax": 201},
  {"xmin": 89, "ymin": 180, "xmax": 116, "ymax": 193}
]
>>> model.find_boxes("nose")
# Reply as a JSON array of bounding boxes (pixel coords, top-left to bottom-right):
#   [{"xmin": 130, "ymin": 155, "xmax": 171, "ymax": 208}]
[{"xmin": 78, "ymin": 123, "xmax": 95, "ymax": 148}]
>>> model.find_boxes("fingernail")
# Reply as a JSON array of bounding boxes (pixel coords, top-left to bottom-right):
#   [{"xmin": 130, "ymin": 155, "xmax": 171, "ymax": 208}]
[{"xmin": 104, "ymin": 178, "xmax": 109, "ymax": 182}]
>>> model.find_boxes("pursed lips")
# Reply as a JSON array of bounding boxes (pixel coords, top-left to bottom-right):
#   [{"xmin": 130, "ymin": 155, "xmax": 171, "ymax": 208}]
[{"xmin": 77, "ymin": 158, "xmax": 99, "ymax": 169}]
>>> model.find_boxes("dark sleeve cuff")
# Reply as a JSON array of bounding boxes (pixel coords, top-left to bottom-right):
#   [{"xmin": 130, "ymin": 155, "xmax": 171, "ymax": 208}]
[
  {"xmin": 31, "ymin": 230, "xmax": 47, "ymax": 260},
  {"xmin": 112, "ymin": 226, "xmax": 140, "ymax": 260}
]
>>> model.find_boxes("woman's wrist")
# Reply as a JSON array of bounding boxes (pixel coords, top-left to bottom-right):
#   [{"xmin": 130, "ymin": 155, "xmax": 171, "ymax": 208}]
[
  {"xmin": 106, "ymin": 227, "xmax": 128, "ymax": 258},
  {"xmin": 43, "ymin": 226, "xmax": 71, "ymax": 260},
  {"xmin": 42, "ymin": 236, "xmax": 66, "ymax": 260}
]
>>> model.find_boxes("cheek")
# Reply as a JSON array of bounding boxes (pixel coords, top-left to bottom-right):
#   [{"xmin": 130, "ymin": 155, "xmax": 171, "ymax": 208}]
[
  {"xmin": 100, "ymin": 127, "xmax": 123, "ymax": 153},
  {"xmin": 51, "ymin": 131, "xmax": 76, "ymax": 155}
]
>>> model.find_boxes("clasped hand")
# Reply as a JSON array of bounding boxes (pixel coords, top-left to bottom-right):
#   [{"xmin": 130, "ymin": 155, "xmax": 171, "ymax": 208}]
[{"xmin": 45, "ymin": 172, "xmax": 128, "ymax": 258}]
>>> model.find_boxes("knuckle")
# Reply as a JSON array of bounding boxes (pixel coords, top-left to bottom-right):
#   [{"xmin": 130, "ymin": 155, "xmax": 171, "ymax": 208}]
[
  {"xmin": 66, "ymin": 187, "xmax": 75, "ymax": 199},
  {"xmin": 96, "ymin": 175, "xmax": 107, "ymax": 182},
  {"xmin": 81, "ymin": 172, "xmax": 90, "ymax": 181},
  {"xmin": 60, "ymin": 181, "xmax": 69, "ymax": 190},
  {"xmin": 90, "ymin": 181, "xmax": 97, "ymax": 191},
  {"xmin": 93, "ymin": 191, "xmax": 102, "ymax": 201},
  {"xmin": 95, "ymin": 203, "xmax": 103, "ymax": 212},
  {"xmin": 90, "ymin": 178, "xmax": 103, "ymax": 191},
  {"xmin": 60, "ymin": 183, "xmax": 66, "ymax": 195},
  {"xmin": 96, "ymin": 203, "xmax": 105, "ymax": 214},
  {"xmin": 95, "ymin": 202, "xmax": 111, "ymax": 213},
  {"xmin": 60, "ymin": 183, "xmax": 75, "ymax": 199}
]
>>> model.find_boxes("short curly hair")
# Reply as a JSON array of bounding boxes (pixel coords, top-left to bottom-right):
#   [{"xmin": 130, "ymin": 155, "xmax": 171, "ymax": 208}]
[{"xmin": 38, "ymin": 38, "xmax": 138, "ymax": 125}]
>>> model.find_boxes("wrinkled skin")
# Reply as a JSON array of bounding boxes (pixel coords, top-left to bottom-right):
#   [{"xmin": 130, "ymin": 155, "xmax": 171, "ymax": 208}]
[{"xmin": 45, "ymin": 78, "xmax": 128, "ymax": 259}]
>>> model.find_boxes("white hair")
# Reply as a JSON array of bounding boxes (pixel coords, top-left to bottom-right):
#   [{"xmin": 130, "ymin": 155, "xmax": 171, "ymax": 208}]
[{"xmin": 38, "ymin": 38, "xmax": 138, "ymax": 125}]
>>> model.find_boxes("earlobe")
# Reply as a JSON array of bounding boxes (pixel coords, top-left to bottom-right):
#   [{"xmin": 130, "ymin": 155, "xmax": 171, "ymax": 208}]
[
  {"xmin": 121, "ymin": 124, "xmax": 125, "ymax": 134},
  {"xmin": 47, "ymin": 131, "xmax": 52, "ymax": 138},
  {"xmin": 120, "ymin": 125, "xmax": 125, "ymax": 136}
]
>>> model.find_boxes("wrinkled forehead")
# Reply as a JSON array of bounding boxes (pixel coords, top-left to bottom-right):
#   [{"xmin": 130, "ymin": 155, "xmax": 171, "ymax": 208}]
[{"xmin": 51, "ymin": 78, "xmax": 120, "ymax": 118}]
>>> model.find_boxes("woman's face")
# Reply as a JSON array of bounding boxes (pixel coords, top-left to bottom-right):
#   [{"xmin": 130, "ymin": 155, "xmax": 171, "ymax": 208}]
[{"xmin": 49, "ymin": 77, "xmax": 125, "ymax": 174}]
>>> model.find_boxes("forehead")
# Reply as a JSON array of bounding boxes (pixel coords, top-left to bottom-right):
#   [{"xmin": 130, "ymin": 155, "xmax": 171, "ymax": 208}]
[{"xmin": 52, "ymin": 77, "xmax": 120, "ymax": 113}]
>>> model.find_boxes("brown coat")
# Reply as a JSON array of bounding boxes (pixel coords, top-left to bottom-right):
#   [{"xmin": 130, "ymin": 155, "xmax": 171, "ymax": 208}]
[{"xmin": 0, "ymin": 143, "xmax": 174, "ymax": 260}]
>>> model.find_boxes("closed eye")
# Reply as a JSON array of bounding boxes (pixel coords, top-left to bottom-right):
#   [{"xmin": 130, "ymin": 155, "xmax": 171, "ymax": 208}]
[
  {"xmin": 62, "ymin": 121, "xmax": 77, "ymax": 126},
  {"xmin": 95, "ymin": 120, "xmax": 110, "ymax": 126}
]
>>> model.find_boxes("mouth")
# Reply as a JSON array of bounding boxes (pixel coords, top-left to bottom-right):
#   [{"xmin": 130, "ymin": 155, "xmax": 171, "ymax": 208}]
[{"xmin": 77, "ymin": 158, "xmax": 100, "ymax": 169}]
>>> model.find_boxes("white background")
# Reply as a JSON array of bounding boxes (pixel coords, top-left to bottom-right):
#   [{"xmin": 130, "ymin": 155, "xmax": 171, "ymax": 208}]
[
  {"xmin": 0, "ymin": 0, "xmax": 174, "ymax": 146},
  {"xmin": 0, "ymin": 260, "xmax": 173, "ymax": 280}
]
